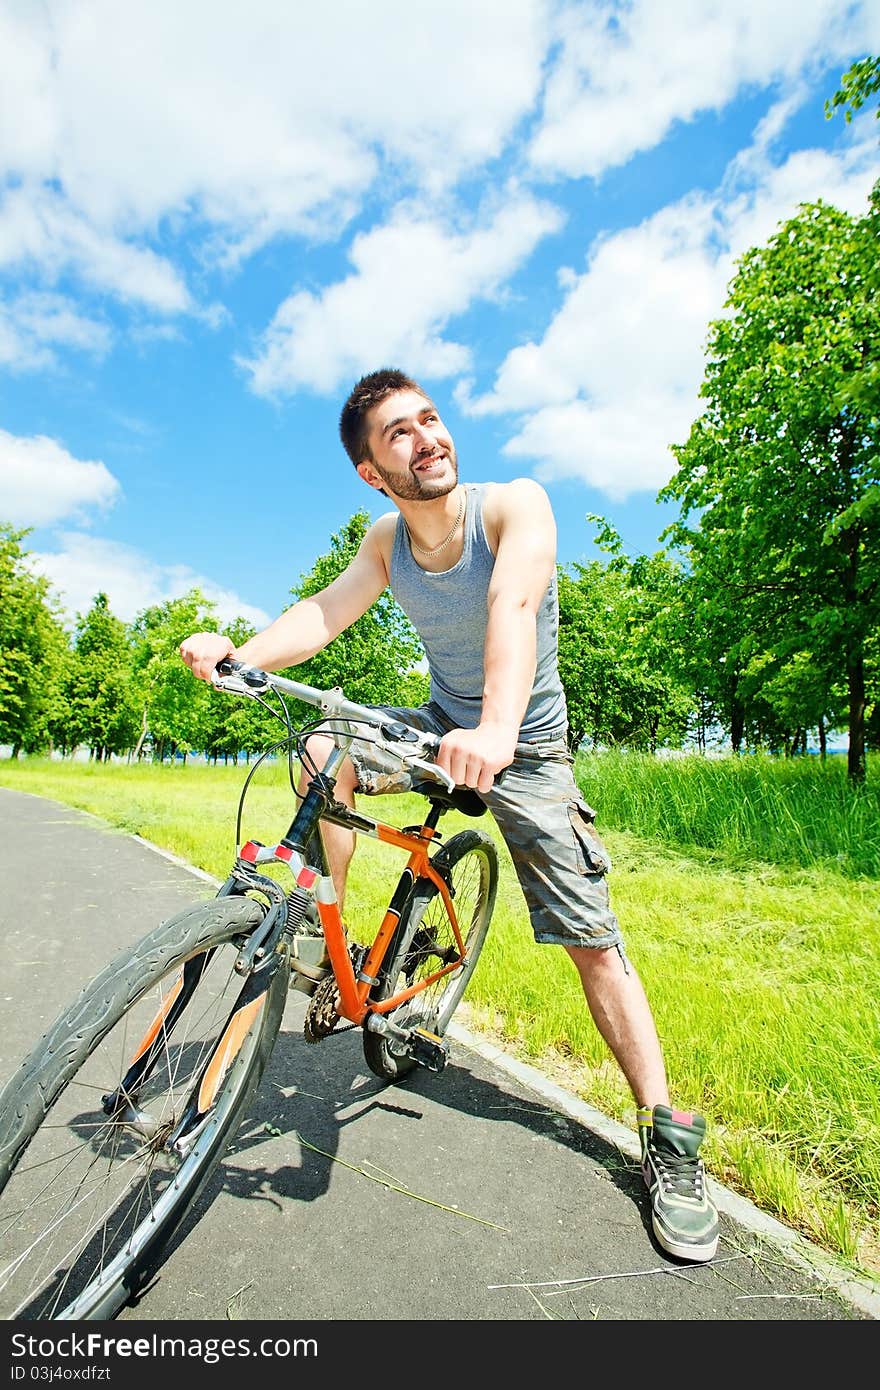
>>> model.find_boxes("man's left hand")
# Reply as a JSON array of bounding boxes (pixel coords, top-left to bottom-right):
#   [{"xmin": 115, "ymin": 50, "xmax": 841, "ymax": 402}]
[{"xmin": 436, "ymin": 723, "xmax": 517, "ymax": 794}]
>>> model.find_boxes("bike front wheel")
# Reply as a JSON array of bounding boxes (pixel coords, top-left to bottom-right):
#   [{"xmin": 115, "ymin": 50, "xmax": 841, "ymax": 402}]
[
  {"xmin": 0, "ymin": 896, "xmax": 288, "ymax": 1321},
  {"xmin": 362, "ymin": 828, "xmax": 498, "ymax": 1082}
]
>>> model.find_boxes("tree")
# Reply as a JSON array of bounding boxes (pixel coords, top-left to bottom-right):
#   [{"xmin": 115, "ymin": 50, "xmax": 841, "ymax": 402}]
[
  {"xmin": 557, "ymin": 519, "xmax": 694, "ymax": 753},
  {"xmin": 661, "ymin": 197, "xmax": 879, "ymax": 780},
  {"xmin": 130, "ymin": 591, "xmax": 220, "ymax": 760},
  {"xmin": 285, "ymin": 511, "xmax": 427, "ymax": 710},
  {"xmin": 201, "ymin": 617, "xmax": 284, "ymax": 763},
  {"xmin": 825, "ymin": 55, "xmax": 880, "ymax": 124},
  {"xmin": 0, "ymin": 524, "xmax": 68, "ymax": 756},
  {"xmin": 60, "ymin": 593, "xmax": 140, "ymax": 760}
]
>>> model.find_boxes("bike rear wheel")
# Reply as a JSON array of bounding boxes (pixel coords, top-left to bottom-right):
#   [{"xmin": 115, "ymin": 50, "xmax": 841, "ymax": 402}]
[
  {"xmin": 362, "ymin": 829, "xmax": 498, "ymax": 1082},
  {"xmin": 0, "ymin": 896, "xmax": 287, "ymax": 1321}
]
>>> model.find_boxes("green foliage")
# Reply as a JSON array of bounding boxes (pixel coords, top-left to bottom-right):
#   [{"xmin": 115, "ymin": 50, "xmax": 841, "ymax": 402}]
[
  {"xmin": 0, "ymin": 524, "xmax": 69, "ymax": 755},
  {"xmin": 825, "ymin": 54, "xmax": 880, "ymax": 123},
  {"xmin": 201, "ymin": 617, "xmax": 285, "ymax": 762},
  {"xmin": 576, "ymin": 747, "xmax": 880, "ymax": 878},
  {"xmin": 661, "ymin": 196, "xmax": 879, "ymax": 779},
  {"xmin": 56, "ymin": 593, "xmax": 140, "ymax": 760},
  {"xmin": 557, "ymin": 519, "xmax": 694, "ymax": 752},
  {"xmin": 130, "ymin": 591, "xmax": 220, "ymax": 760},
  {"xmin": 286, "ymin": 510, "xmax": 427, "ymax": 711}
]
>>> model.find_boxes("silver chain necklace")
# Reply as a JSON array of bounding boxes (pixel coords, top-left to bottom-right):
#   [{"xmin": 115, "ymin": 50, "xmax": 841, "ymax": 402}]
[{"xmin": 405, "ymin": 486, "xmax": 465, "ymax": 557}]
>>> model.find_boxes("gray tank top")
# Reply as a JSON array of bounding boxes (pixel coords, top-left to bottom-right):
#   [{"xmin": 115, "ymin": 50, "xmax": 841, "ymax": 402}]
[{"xmin": 389, "ymin": 483, "xmax": 568, "ymax": 738}]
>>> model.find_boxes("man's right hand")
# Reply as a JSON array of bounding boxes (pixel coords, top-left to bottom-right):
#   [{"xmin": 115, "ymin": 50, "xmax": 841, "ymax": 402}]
[{"xmin": 179, "ymin": 632, "xmax": 236, "ymax": 683}]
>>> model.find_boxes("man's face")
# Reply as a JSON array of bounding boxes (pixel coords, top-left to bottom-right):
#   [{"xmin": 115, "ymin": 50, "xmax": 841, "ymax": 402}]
[{"xmin": 358, "ymin": 390, "xmax": 458, "ymax": 501}]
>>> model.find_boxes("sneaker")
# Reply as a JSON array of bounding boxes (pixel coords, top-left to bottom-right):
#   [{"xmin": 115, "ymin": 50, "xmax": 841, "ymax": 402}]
[{"xmin": 638, "ymin": 1104, "xmax": 719, "ymax": 1262}]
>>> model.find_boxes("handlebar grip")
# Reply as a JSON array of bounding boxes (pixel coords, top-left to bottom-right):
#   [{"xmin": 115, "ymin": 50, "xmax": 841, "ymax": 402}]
[{"xmin": 212, "ymin": 658, "xmax": 270, "ymax": 693}]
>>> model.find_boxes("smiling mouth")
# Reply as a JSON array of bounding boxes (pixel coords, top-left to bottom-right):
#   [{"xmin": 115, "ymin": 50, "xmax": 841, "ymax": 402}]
[{"xmin": 413, "ymin": 453, "xmax": 445, "ymax": 473}]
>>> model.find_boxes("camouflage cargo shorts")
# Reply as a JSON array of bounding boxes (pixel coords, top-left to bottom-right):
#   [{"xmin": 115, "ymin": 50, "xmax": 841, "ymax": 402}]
[{"xmin": 343, "ymin": 701, "xmax": 625, "ymax": 952}]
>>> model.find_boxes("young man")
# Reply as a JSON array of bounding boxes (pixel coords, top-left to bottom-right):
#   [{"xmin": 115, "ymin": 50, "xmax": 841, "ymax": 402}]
[{"xmin": 179, "ymin": 367, "xmax": 719, "ymax": 1264}]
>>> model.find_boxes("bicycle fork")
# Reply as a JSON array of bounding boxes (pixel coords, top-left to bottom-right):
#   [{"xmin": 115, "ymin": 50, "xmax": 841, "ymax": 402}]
[{"xmin": 101, "ymin": 939, "xmax": 286, "ymax": 1155}]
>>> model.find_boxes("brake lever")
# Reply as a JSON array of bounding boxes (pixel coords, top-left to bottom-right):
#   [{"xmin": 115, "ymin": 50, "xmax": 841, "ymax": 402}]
[
  {"xmin": 408, "ymin": 756, "xmax": 455, "ymax": 792},
  {"xmin": 211, "ymin": 659, "xmax": 271, "ymax": 696}
]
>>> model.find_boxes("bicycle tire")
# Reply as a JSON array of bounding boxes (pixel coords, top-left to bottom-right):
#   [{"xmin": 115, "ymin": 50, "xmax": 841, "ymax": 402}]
[
  {"xmin": 0, "ymin": 895, "xmax": 288, "ymax": 1321},
  {"xmin": 362, "ymin": 829, "xmax": 498, "ymax": 1082}
]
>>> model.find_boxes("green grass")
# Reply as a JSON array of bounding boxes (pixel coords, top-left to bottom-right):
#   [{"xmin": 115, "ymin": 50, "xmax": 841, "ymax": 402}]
[
  {"xmin": 1, "ymin": 752, "xmax": 878, "ymax": 1281},
  {"xmin": 575, "ymin": 747, "xmax": 880, "ymax": 878}
]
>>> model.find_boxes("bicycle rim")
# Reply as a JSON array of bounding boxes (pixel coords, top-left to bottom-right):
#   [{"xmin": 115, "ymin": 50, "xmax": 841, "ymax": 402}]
[
  {"xmin": 0, "ymin": 898, "xmax": 285, "ymax": 1320},
  {"xmin": 363, "ymin": 830, "xmax": 497, "ymax": 1081}
]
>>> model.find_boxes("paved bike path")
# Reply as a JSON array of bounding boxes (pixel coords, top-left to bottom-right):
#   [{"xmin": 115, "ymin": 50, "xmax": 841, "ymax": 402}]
[{"xmin": 2, "ymin": 786, "xmax": 878, "ymax": 1326}]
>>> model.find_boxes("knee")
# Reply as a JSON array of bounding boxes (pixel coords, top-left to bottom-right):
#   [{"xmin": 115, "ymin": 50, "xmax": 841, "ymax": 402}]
[
  {"xmin": 565, "ymin": 942, "xmax": 625, "ymax": 980},
  {"xmin": 299, "ymin": 733, "xmax": 358, "ymax": 799}
]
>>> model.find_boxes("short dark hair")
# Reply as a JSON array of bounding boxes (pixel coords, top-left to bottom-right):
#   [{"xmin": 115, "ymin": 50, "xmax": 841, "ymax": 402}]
[{"xmin": 339, "ymin": 368, "xmax": 432, "ymax": 466}]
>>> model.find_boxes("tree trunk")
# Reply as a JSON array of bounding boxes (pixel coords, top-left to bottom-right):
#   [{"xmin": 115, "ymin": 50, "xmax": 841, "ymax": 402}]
[
  {"xmin": 847, "ymin": 653, "xmax": 866, "ymax": 784},
  {"xmin": 818, "ymin": 718, "xmax": 826, "ymax": 762},
  {"xmin": 132, "ymin": 707, "xmax": 149, "ymax": 761},
  {"xmin": 730, "ymin": 693, "xmax": 745, "ymax": 754}
]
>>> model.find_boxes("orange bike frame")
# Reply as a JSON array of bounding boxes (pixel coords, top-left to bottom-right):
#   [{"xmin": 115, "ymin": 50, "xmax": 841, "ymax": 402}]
[{"xmin": 237, "ymin": 797, "xmax": 467, "ymax": 1027}]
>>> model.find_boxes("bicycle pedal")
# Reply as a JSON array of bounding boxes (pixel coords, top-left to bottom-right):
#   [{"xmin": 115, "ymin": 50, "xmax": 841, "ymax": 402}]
[{"xmin": 408, "ymin": 1026, "xmax": 449, "ymax": 1073}]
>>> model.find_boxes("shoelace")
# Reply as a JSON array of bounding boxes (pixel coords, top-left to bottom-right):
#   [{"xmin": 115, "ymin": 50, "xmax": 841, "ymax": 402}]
[{"xmin": 651, "ymin": 1147, "xmax": 706, "ymax": 1199}]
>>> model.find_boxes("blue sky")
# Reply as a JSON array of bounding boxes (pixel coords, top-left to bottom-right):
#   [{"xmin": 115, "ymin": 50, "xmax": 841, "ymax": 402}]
[{"xmin": 2, "ymin": 0, "xmax": 879, "ymax": 635}]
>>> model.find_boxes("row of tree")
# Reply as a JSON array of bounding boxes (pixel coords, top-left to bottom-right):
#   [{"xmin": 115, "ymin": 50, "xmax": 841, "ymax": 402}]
[
  {"xmin": 0, "ymin": 513, "xmax": 429, "ymax": 770},
  {"xmin": 2, "ymin": 466, "xmax": 877, "ymax": 782},
  {"xmin": 1, "ymin": 62, "xmax": 877, "ymax": 780}
]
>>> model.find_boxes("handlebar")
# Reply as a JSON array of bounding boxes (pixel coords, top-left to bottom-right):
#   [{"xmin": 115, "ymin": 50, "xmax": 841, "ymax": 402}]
[{"xmin": 212, "ymin": 658, "xmax": 455, "ymax": 793}]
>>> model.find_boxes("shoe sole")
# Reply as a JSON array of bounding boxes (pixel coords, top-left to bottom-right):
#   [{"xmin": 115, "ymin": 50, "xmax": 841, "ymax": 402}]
[{"xmin": 651, "ymin": 1217, "xmax": 719, "ymax": 1263}]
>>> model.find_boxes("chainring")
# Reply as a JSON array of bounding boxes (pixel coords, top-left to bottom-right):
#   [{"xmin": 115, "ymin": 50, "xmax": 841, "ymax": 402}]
[{"xmin": 303, "ymin": 973, "xmax": 342, "ymax": 1042}]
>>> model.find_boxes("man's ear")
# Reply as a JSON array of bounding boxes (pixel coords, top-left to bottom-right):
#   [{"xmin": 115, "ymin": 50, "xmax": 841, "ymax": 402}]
[{"xmin": 356, "ymin": 460, "xmax": 384, "ymax": 491}]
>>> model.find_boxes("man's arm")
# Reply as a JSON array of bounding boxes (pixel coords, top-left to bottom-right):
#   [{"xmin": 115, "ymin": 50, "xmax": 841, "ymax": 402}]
[
  {"xmin": 436, "ymin": 479, "xmax": 556, "ymax": 793},
  {"xmin": 179, "ymin": 521, "xmax": 391, "ymax": 682}
]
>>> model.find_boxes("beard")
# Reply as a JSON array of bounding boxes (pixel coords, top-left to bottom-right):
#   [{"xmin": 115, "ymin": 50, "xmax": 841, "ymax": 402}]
[{"xmin": 368, "ymin": 450, "xmax": 459, "ymax": 501}]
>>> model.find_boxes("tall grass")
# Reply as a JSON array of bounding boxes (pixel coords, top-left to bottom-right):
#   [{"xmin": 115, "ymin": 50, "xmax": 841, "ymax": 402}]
[
  {"xmin": 576, "ymin": 749, "xmax": 880, "ymax": 878},
  {"xmin": 1, "ymin": 752, "xmax": 878, "ymax": 1281}
]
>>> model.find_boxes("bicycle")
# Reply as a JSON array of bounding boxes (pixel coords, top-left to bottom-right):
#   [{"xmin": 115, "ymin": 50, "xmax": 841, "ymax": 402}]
[{"xmin": 0, "ymin": 659, "xmax": 498, "ymax": 1321}]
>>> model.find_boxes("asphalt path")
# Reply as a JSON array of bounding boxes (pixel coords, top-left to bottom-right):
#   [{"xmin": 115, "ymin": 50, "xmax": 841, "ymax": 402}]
[{"xmin": 1, "ymin": 785, "xmax": 877, "ymax": 1341}]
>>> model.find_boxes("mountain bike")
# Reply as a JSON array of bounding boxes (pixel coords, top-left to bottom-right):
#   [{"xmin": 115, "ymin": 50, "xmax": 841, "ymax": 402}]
[{"xmin": 0, "ymin": 660, "xmax": 498, "ymax": 1321}]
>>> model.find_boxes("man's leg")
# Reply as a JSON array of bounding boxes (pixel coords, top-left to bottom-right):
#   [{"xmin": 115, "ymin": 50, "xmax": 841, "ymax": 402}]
[
  {"xmin": 298, "ymin": 733, "xmax": 358, "ymax": 911},
  {"xmin": 565, "ymin": 943, "xmax": 669, "ymax": 1109},
  {"xmin": 567, "ymin": 941, "xmax": 718, "ymax": 1262},
  {"xmin": 485, "ymin": 742, "xmax": 719, "ymax": 1261}
]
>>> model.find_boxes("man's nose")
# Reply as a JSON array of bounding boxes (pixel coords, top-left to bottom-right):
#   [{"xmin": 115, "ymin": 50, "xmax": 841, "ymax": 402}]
[{"xmin": 412, "ymin": 421, "xmax": 436, "ymax": 450}]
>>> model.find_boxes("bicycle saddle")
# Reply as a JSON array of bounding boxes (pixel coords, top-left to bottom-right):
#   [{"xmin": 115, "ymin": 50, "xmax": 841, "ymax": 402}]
[{"xmin": 411, "ymin": 780, "xmax": 487, "ymax": 818}]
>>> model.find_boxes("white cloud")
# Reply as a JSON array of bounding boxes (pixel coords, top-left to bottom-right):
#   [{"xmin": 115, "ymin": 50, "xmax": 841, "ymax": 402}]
[
  {"xmin": 502, "ymin": 395, "xmax": 696, "ymax": 499},
  {"xmin": 0, "ymin": 184, "xmax": 192, "ymax": 313},
  {"xmin": 464, "ymin": 116, "xmax": 880, "ymax": 498},
  {"xmin": 529, "ymin": 0, "xmax": 880, "ymax": 178},
  {"xmin": 0, "ymin": 290, "xmax": 110, "ymax": 370},
  {"xmin": 241, "ymin": 191, "xmax": 565, "ymax": 395},
  {"xmin": 0, "ymin": 0, "xmax": 549, "ymax": 278},
  {"xmin": 0, "ymin": 427, "xmax": 120, "ymax": 526},
  {"xmin": 29, "ymin": 532, "xmax": 272, "ymax": 630}
]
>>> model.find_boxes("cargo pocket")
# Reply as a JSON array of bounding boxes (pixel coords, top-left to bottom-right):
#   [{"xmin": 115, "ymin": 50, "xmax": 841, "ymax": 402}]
[{"xmin": 567, "ymin": 801, "xmax": 612, "ymax": 875}]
